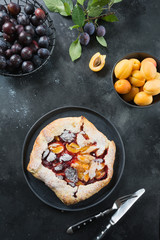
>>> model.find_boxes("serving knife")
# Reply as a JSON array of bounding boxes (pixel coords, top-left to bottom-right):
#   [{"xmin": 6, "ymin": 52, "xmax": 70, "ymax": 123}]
[{"xmin": 95, "ymin": 188, "xmax": 145, "ymax": 240}]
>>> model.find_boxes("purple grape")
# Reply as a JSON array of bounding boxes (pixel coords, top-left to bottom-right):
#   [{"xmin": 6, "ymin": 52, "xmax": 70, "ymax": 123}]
[
  {"xmin": 10, "ymin": 54, "xmax": 22, "ymax": 68},
  {"xmin": 0, "ymin": 11, "xmax": 10, "ymax": 26},
  {"xmin": 22, "ymin": 61, "xmax": 34, "ymax": 73},
  {"xmin": 2, "ymin": 22, "xmax": 15, "ymax": 35},
  {"xmin": 0, "ymin": 39, "xmax": 7, "ymax": 51},
  {"xmin": 17, "ymin": 14, "xmax": 30, "ymax": 26},
  {"xmin": 38, "ymin": 36, "xmax": 49, "ymax": 48},
  {"xmin": 5, "ymin": 49, "xmax": 13, "ymax": 58},
  {"xmin": 7, "ymin": 2, "xmax": 21, "ymax": 16},
  {"xmin": 35, "ymin": 8, "xmax": 45, "ymax": 20},
  {"xmin": 79, "ymin": 32, "xmax": 90, "ymax": 45},
  {"xmin": 10, "ymin": 18, "xmax": 17, "ymax": 26},
  {"xmin": 0, "ymin": 55, "xmax": 6, "ymax": 69},
  {"xmin": 37, "ymin": 48, "xmax": 49, "ymax": 59},
  {"xmin": 96, "ymin": 26, "xmax": 106, "ymax": 37},
  {"xmin": 25, "ymin": 25, "xmax": 35, "ymax": 36},
  {"xmin": 84, "ymin": 22, "xmax": 95, "ymax": 35},
  {"xmin": 15, "ymin": 25, "xmax": 24, "ymax": 34},
  {"xmin": 29, "ymin": 40, "xmax": 39, "ymax": 53},
  {"xmin": 11, "ymin": 43, "xmax": 22, "ymax": 54},
  {"xmin": 3, "ymin": 33, "xmax": 16, "ymax": 42},
  {"xmin": 24, "ymin": 4, "xmax": 35, "ymax": 15},
  {"xmin": 19, "ymin": 31, "xmax": 32, "ymax": 45},
  {"xmin": 35, "ymin": 25, "xmax": 46, "ymax": 36},
  {"xmin": 21, "ymin": 47, "xmax": 32, "ymax": 60},
  {"xmin": 32, "ymin": 55, "xmax": 42, "ymax": 66},
  {"xmin": 30, "ymin": 15, "xmax": 42, "ymax": 26}
]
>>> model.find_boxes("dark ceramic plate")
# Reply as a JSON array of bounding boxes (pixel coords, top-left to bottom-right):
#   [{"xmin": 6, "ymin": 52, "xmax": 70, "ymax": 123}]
[
  {"xmin": 112, "ymin": 52, "xmax": 160, "ymax": 108},
  {"xmin": 22, "ymin": 106, "xmax": 125, "ymax": 211}
]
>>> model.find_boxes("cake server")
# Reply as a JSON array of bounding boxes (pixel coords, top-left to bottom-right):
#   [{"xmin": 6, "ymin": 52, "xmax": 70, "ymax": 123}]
[{"xmin": 95, "ymin": 188, "xmax": 145, "ymax": 240}]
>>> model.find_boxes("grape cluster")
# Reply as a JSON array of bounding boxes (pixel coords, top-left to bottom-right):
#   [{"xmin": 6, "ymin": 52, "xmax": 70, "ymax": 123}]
[
  {"xmin": 79, "ymin": 22, "xmax": 106, "ymax": 46},
  {"xmin": 0, "ymin": 2, "xmax": 51, "ymax": 74}
]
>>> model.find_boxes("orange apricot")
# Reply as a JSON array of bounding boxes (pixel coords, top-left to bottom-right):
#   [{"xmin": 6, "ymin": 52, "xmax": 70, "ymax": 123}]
[
  {"xmin": 114, "ymin": 79, "xmax": 131, "ymax": 94},
  {"xmin": 114, "ymin": 59, "xmax": 133, "ymax": 79},
  {"xmin": 134, "ymin": 92, "xmax": 153, "ymax": 106},
  {"xmin": 122, "ymin": 86, "xmax": 139, "ymax": 102},
  {"xmin": 129, "ymin": 70, "xmax": 145, "ymax": 87},
  {"xmin": 89, "ymin": 52, "xmax": 106, "ymax": 72},
  {"xmin": 130, "ymin": 58, "xmax": 141, "ymax": 70},
  {"xmin": 141, "ymin": 58, "xmax": 157, "ymax": 67},
  {"xmin": 140, "ymin": 61, "xmax": 157, "ymax": 80}
]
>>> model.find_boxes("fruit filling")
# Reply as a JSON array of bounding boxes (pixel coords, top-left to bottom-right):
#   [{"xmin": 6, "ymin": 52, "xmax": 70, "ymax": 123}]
[{"xmin": 42, "ymin": 129, "xmax": 108, "ymax": 187}]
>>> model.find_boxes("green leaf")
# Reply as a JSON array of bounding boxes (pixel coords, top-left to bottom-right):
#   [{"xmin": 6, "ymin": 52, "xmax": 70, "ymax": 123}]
[
  {"xmin": 96, "ymin": 36, "xmax": 107, "ymax": 47},
  {"xmin": 102, "ymin": 14, "xmax": 118, "ymax": 22},
  {"xmin": 91, "ymin": 0, "xmax": 110, "ymax": 6},
  {"xmin": 69, "ymin": 39, "xmax": 82, "ymax": 61},
  {"xmin": 88, "ymin": 6, "xmax": 103, "ymax": 17},
  {"xmin": 69, "ymin": 25, "xmax": 80, "ymax": 30},
  {"xmin": 77, "ymin": 0, "xmax": 85, "ymax": 5},
  {"xmin": 61, "ymin": 0, "xmax": 73, "ymax": 10},
  {"xmin": 64, "ymin": 2, "xmax": 71, "ymax": 15},
  {"xmin": 112, "ymin": 0, "xmax": 122, "ymax": 3},
  {"xmin": 43, "ymin": 0, "xmax": 68, "ymax": 16},
  {"xmin": 72, "ymin": 5, "xmax": 85, "ymax": 27}
]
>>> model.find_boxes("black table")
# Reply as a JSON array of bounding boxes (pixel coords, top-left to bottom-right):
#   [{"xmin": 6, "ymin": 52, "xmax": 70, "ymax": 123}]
[{"xmin": 0, "ymin": 0, "xmax": 160, "ymax": 239}]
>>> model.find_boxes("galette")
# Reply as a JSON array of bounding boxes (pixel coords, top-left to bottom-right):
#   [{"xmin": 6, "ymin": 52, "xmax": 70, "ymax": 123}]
[{"xmin": 27, "ymin": 116, "xmax": 116, "ymax": 205}]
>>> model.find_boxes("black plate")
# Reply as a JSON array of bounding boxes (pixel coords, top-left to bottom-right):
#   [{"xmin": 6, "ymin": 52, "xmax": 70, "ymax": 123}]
[{"xmin": 22, "ymin": 106, "xmax": 125, "ymax": 211}]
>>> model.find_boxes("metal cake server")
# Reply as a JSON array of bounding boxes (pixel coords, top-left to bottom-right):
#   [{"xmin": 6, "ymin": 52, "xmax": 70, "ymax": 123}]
[
  {"xmin": 66, "ymin": 189, "xmax": 144, "ymax": 234},
  {"xmin": 95, "ymin": 188, "xmax": 145, "ymax": 240}
]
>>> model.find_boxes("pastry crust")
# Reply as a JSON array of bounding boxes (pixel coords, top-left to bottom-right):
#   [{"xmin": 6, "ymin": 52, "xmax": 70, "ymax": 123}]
[{"xmin": 27, "ymin": 116, "xmax": 116, "ymax": 205}]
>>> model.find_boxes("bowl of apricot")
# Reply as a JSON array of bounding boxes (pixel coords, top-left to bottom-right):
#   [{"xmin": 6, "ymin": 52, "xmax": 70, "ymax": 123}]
[{"xmin": 112, "ymin": 52, "xmax": 160, "ymax": 108}]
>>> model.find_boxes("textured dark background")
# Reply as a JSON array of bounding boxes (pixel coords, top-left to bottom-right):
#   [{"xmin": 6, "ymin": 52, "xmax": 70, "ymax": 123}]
[{"xmin": 0, "ymin": 0, "xmax": 160, "ymax": 239}]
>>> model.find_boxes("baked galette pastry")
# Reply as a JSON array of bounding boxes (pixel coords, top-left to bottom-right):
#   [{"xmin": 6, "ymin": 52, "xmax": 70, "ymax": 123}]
[{"xmin": 27, "ymin": 116, "xmax": 116, "ymax": 205}]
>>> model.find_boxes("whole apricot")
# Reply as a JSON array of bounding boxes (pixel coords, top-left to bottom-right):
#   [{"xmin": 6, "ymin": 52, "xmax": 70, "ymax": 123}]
[
  {"xmin": 114, "ymin": 79, "xmax": 131, "ymax": 94},
  {"xmin": 143, "ymin": 79, "xmax": 160, "ymax": 96},
  {"xmin": 140, "ymin": 61, "xmax": 157, "ymax": 80},
  {"xmin": 134, "ymin": 92, "xmax": 153, "ymax": 106},
  {"xmin": 141, "ymin": 58, "xmax": 157, "ymax": 67},
  {"xmin": 122, "ymin": 86, "xmax": 139, "ymax": 102},
  {"xmin": 129, "ymin": 70, "xmax": 145, "ymax": 87},
  {"xmin": 114, "ymin": 59, "xmax": 133, "ymax": 79},
  {"xmin": 154, "ymin": 72, "xmax": 160, "ymax": 80},
  {"xmin": 130, "ymin": 58, "xmax": 141, "ymax": 70}
]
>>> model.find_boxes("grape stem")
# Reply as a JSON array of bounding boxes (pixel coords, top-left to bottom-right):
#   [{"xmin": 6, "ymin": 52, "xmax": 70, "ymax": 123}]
[{"xmin": 84, "ymin": 11, "xmax": 115, "ymax": 21}]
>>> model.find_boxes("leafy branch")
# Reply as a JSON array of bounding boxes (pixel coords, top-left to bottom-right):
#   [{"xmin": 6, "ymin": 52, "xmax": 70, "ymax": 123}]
[{"xmin": 43, "ymin": 0, "xmax": 123, "ymax": 61}]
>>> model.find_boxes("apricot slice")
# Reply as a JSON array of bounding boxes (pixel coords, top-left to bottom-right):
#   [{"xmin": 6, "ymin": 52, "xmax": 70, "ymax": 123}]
[
  {"xmin": 130, "ymin": 58, "xmax": 141, "ymax": 70},
  {"xmin": 141, "ymin": 58, "xmax": 157, "ymax": 67},
  {"xmin": 89, "ymin": 52, "xmax": 106, "ymax": 72},
  {"xmin": 66, "ymin": 142, "xmax": 80, "ymax": 153},
  {"xmin": 114, "ymin": 59, "xmax": 133, "ymax": 79},
  {"xmin": 114, "ymin": 79, "xmax": 131, "ymax": 94},
  {"xmin": 134, "ymin": 92, "xmax": 153, "ymax": 106},
  {"xmin": 140, "ymin": 61, "xmax": 157, "ymax": 80},
  {"xmin": 129, "ymin": 70, "xmax": 145, "ymax": 87},
  {"xmin": 122, "ymin": 86, "xmax": 139, "ymax": 102},
  {"xmin": 49, "ymin": 142, "xmax": 64, "ymax": 154},
  {"xmin": 77, "ymin": 154, "xmax": 94, "ymax": 164},
  {"xmin": 143, "ymin": 79, "xmax": 160, "ymax": 96}
]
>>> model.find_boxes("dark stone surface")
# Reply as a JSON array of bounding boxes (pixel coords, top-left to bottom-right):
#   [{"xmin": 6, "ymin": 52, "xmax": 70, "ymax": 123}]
[{"xmin": 0, "ymin": 0, "xmax": 160, "ymax": 240}]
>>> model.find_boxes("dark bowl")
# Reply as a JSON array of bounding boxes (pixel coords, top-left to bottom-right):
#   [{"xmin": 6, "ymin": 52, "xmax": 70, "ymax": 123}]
[
  {"xmin": 111, "ymin": 52, "xmax": 160, "ymax": 108},
  {"xmin": 0, "ymin": 0, "xmax": 55, "ymax": 77}
]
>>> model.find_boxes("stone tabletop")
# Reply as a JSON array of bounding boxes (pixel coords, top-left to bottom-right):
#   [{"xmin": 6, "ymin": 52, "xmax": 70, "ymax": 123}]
[{"xmin": 0, "ymin": 0, "xmax": 160, "ymax": 240}]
